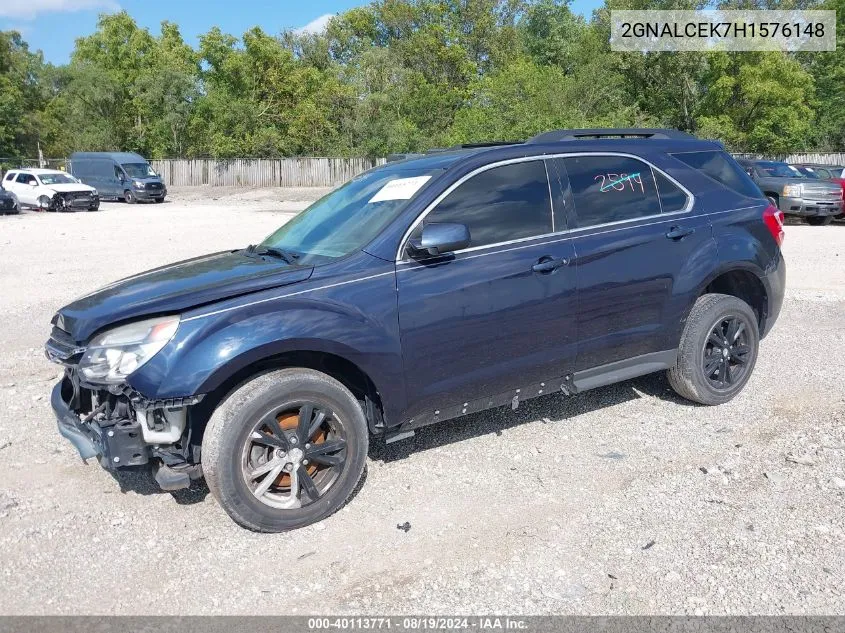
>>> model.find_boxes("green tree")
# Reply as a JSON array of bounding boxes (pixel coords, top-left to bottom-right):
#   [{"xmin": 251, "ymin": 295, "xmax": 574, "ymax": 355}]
[
  {"xmin": 0, "ymin": 31, "xmax": 47, "ymax": 161},
  {"xmin": 697, "ymin": 52, "xmax": 815, "ymax": 153}
]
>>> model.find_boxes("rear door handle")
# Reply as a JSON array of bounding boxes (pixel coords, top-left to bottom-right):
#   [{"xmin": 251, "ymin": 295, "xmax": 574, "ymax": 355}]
[
  {"xmin": 665, "ymin": 226, "xmax": 695, "ymax": 240},
  {"xmin": 532, "ymin": 256, "xmax": 569, "ymax": 273}
]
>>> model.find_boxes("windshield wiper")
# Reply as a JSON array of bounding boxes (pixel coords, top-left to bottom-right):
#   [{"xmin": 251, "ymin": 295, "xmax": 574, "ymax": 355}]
[{"xmin": 243, "ymin": 244, "xmax": 300, "ymax": 265}]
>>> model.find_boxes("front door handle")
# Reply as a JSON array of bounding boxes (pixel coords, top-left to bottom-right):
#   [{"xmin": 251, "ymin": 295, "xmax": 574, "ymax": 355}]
[
  {"xmin": 666, "ymin": 226, "xmax": 695, "ymax": 240},
  {"xmin": 532, "ymin": 256, "xmax": 569, "ymax": 273}
]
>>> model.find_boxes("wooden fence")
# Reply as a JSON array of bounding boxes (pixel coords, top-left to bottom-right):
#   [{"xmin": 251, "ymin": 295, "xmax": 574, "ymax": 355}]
[
  {"xmin": 733, "ymin": 152, "xmax": 845, "ymax": 165},
  {"xmin": 148, "ymin": 158, "xmax": 386, "ymax": 188}
]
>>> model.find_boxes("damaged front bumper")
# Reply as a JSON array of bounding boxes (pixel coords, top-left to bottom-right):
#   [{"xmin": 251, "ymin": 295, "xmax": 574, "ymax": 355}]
[
  {"xmin": 51, "ymin": 379, "xmax": 147, "ymax": 467},
  {"xmin": 43, "ymin": 191, "xmax": 100, "ymax": 211},
  {"xmin": 50, "ymin": 371, "xmax": 204, "ymax": 489}
]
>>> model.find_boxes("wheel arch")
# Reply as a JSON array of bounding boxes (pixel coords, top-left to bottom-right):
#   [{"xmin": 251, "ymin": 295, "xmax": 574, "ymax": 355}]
[
  {"xmin": 697, "ymin": 265, "xmax": 769, "ymax": 332},
  {"xmin": 188, "ymin": 344, "xmax": 387, "ymax": 446}
]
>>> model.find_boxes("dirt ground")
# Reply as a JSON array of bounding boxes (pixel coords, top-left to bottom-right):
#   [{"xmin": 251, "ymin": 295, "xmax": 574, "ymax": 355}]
[{"xmin": 0, "ymin": 188, "xmax": 843, "ymax": 615}]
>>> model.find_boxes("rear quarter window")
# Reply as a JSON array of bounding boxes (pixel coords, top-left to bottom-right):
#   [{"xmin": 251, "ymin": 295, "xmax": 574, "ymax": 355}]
[{"xmin": 672, "ymin": 151, "xmax": 763, "ymax": 199}]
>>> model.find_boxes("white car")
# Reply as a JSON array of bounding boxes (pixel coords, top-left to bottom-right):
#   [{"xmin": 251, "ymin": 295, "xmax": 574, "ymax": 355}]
[{"xmin": 2, "ymin": 168, "xmax": 100, "ymax": 212}]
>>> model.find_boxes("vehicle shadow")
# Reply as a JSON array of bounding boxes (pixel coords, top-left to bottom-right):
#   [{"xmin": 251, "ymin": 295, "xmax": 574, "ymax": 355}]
[
  {"xmin": 108, "ymin": 466, "xmax": 210, "ymax": 505},
  {"xmin": 370, "ymin": 372, "xmax": 695, "ymax": 463}
]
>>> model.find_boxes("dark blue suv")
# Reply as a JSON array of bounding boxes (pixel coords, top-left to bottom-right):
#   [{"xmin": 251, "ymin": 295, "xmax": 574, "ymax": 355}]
[{"xmin": 46, "ymin": 129, "xmax": 786, "ymax": 531}]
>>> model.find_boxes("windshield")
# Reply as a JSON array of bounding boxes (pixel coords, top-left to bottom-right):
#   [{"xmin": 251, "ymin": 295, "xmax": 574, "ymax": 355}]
[
  {"xmin": 794, "ymin": 166, "xmax": 821, "ymax": 179},
  {"xmin": 38, "ymin": 173, "xmax": 78, "ymax": 185},
  {"xmin": 758, "ymin": 162, "xmax": 805, "ymax": 178},
  {"xmin": 260, "ymin": 167, "xmax": 437, "ymax": 264},
  {"xmin": 122, "ymin": 162, "xmax": 156, "ymax": 178}
]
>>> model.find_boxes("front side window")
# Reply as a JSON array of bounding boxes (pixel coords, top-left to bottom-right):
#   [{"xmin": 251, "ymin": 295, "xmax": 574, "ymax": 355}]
[
  {"xmin": 411, "ymin": 160, "xmax": 552, "ymax": 249},
  {"xmin": 261, "ymin": 167, "xmax": 437, "ymax": 264},
  {"xmin": 563, "ymin": 155, "xmax": 660, "ymax": 228}
]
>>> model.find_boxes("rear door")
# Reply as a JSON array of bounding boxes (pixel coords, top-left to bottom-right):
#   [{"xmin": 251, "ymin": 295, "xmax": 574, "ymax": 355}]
[
  {"xmin": 396, "ymin": 158, "xmax": 578, "ymax": 423},
  {"xmin": 556, "ymin": 153, "xmax": 713, "ymax": 372},
  {"xmin": 13, "ymin": 172, "xmax": 38, "ymax": 205}
]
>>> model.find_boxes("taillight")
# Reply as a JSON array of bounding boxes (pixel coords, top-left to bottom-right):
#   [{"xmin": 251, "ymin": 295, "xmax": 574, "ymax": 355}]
[{"xmin": 762, "ymin": 204, "xmax": 785, "ymax": 247}]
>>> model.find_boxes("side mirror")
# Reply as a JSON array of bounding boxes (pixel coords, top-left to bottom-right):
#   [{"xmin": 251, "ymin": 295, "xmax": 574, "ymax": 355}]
[{"xmin": 409, "ymin": 222, "xmax": 471, "ymax": 258}]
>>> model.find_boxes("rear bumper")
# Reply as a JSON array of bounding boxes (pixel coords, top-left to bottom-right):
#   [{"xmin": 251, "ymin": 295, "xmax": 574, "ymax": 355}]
[
  {"xmin": 780, "ymin": 196, "xmax": 842, "ymax": 217},
  {"xmin": 761, "ymin": 256, "xmax": 786, "ymax": 339}
]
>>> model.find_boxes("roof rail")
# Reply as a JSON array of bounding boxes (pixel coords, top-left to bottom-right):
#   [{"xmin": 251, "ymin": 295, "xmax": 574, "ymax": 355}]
[
  {"xmin": 425, "ymin": 141, "xmax": 521, "ymax": 154},
  {"xmin": 385, "ymin": 153, "xmax": 425, "ymax": 163},
  {"xmin": 527, "ymin": 128, "xmax": 697, "ymax": 143}
]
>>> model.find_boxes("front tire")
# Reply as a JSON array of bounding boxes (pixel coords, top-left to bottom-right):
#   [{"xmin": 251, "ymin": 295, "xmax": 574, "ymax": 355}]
[
  {"xmin": 124, "ymin": 190, "xmax": 136, "ymax": 204},
  {"xmin": 668, "ymin": 293, "xmax": 760, "ymax": 405},
  {"xmin": 202, "ymin": 368, "xmax": 369, "ymax": 532},
  {"xmin": 807, "ymin": 215, "xmax": 833, "ymax": 226}
]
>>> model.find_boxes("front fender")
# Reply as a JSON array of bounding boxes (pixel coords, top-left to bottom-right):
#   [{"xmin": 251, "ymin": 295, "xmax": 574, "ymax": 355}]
[{"xmin": 128, "ymin": 267, "xmax": 405, "ymax": 423}]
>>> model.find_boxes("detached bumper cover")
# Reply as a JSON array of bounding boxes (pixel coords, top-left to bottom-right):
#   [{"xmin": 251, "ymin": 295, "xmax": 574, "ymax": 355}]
[{"xmin": 51, "ymin": 379, "xmax": 149, "ymax": 469}]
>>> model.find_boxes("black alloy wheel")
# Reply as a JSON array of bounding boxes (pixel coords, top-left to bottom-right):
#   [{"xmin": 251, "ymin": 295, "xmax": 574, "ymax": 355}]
[{"xmin": 702, "ymin": 315, "xmax": 752, "ymax": 391}]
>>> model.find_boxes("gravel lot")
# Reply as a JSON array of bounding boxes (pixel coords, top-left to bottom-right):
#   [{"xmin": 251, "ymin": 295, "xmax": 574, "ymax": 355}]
[{"xmin": 0, "ymin": 189, "xmax": 843, "ymax": 615}]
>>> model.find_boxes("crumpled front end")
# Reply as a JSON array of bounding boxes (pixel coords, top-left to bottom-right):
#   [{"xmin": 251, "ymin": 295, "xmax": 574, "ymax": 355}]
[
  {"xmin": 43, "ymin": 189, "xmax": 99, "ymax": 211},
  {"xmin": 46, "ymin": 325, "xmax": 203, "ymax": 490}
]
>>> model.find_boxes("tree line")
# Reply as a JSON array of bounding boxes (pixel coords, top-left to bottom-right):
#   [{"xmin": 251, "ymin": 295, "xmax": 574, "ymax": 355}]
[{"xmin": 1, "ymin": 0, "xmax": 843, "ymax": 163}]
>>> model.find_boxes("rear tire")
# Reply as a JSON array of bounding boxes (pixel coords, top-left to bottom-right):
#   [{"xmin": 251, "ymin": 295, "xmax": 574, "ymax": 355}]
[
  {"xmin": 807, "ymin": 215, "xmax": 833, "ymax": 226},
  {"xmin": 668, "ymin": 293, "xmax": 759, "ymax": 405},
  {"xmin": 124, "ymin": 190, "xmax": 136, "ymax": 204},
  {"xmin": 202, "ymin": 368, "xmax": 369, "ymax": 532}
]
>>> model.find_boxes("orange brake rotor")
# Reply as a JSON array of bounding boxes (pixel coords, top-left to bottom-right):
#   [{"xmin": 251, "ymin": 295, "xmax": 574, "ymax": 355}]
[{"xmin": 271, "ymin": 411, "xmax": 326, "ymax": 488}]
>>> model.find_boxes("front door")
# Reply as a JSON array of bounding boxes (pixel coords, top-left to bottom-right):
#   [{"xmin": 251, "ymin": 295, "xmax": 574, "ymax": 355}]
[
  {"xmin": 555, "ymin": 154, "xmax": 713, "ymax": 371},
  {"xmin": 396, "ymin": 159, "xmax": 578, "ymax": 423}
]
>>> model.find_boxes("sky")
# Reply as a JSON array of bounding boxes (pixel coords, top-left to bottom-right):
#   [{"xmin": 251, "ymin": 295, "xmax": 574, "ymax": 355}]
[{"xmin": 0, "ymin": 0, "xmax": 604, "ymax": 64}]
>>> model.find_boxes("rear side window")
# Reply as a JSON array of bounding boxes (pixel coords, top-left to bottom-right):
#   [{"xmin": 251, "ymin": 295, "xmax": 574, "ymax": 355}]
[
  {"xmin": 4, "ymin": 172, "xmax": 15, "ymax": 181},
  {"xmin": 16, "ymin": 173, "xmax": 34, "ymax": 184},
  {"xmin": 563, "ymin": 155, "xmax": 660, "ymax": 228},
  {"xmin": 418, "ymin": 160, "xmax": 552, "ymax": 248},
  {"xmin": 655, "ymin": 171, "xmax": 689, "ymax": 212},
  {"xmin": 672, "ymin": 151, "xmax": 762, "ymax": 198}
]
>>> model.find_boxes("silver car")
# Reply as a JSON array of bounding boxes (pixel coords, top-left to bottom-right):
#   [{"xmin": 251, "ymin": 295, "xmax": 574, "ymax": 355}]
[{"xmin": 736, "ymin": 159, "xmax": 843, "ymax": 226}]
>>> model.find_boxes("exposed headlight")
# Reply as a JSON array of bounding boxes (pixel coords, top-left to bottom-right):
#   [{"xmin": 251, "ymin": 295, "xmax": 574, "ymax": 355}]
[
  {"xmin": 783, "ymin": 184, "xmax": 803, "ymax": 197},
  {"xmin": 133, "ymin": 180, "xmax": 145, "ymax": 189},
  {"xmin": 79, "ymin": 316, "xmax": 179, "ymax": 384}
]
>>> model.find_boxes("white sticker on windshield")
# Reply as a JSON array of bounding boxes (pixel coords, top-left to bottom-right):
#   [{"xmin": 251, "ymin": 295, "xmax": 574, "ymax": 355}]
[{"xmin": 368, "ymin": 176, "xmax": 431, "ymax": 203}]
